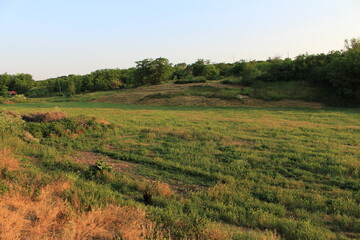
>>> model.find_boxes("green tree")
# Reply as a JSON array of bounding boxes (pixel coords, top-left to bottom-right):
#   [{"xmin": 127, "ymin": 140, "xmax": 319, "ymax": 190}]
[
  {"xmin": 203, "ymin": 65, "xmax": 220, "ymax": 80},
  {"xmin": 66, "ymin": 80, "xmax": 76, "ymax": 96},
  {"xmin": 8, "ymin": 73, "xmax": 35, "ymax": 93},
  {"xmin": 344, "ymin": 38, "xmax": 360, "ymax": 51},
  {"xmin": 172, "ymin": 63, "xmax": 190, "ymax": 79},
  {"xmin": 190, "ymin": 59, "xmax": 209, "ymax": 77},
  {"xmin": 134, "ymin": 58, "xmax": 173, "ymax": 85},
  {"xmin": 0, "ymin": 85, "xmax": 9, "ymax": 97},
  {"xmin": 327, "ymin": 50, "xmax": 360, "ymax": 99}
]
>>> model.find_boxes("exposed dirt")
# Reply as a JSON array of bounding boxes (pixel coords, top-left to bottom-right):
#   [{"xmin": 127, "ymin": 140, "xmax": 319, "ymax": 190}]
[
  {"xmin": 69, "ymin": 151, "xmax": 206, "ymax": 194},
  {"xmin": 93, "ymin": 82, "xmax": 325, "ymax": 108},
  {"xmin": 70, "ymin": 151, "xmax": 136, "ymax": 173}
]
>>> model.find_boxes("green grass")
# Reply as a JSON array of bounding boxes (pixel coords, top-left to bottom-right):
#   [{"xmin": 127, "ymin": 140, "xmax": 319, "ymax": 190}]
[
  {"xmin": 28, "ymin": 89, "xmax": 122, "ymax": 103},
  {"xmin": 1, "ymin": 102, "xmax": 360, "ymax": 239},
  {"xmin": 247, "ymin": 81, "xmax": 321, "ymax": 101}
]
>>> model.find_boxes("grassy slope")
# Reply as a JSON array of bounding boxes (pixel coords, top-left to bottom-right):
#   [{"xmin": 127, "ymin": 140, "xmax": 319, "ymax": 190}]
[{"xmin": 2, "ymin": 102, "xmax": 360, "ymax": 239}]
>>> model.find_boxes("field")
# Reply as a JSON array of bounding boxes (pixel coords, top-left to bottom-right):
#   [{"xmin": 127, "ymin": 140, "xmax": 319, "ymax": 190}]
[{"xmin": 1, "ymin": 99, "xmax": 359, "ymax": 239}]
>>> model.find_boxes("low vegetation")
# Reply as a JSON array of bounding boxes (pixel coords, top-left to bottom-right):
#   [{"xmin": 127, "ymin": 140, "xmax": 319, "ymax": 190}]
[{"xmin": 0, "ymin": 102, "xmax": 359, "ymax": 239}]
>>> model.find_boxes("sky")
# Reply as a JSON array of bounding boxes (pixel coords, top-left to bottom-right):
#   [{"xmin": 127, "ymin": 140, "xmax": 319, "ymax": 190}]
[{"xmin": 0, "ymin": 0, "xmax": 359, "ymax": 80}]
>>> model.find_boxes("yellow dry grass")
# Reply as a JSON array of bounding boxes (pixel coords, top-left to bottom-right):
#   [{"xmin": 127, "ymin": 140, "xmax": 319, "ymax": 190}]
[
  {"xmin": 0, "ymin": 180, "xmax": 162, "ymax": 240},
  {"xmin": 0, "ymin": 148, "xmax": 20, "ymax": 172}
]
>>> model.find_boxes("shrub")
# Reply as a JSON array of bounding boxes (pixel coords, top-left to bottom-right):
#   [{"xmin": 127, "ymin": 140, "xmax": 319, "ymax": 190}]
[
  {"xmin": 86, "ymin": 159, "xmax": 114, "ymax": 183},
  {"xmin": 10, "ymin": 94, "xmax": 27, "ymax": 103}
]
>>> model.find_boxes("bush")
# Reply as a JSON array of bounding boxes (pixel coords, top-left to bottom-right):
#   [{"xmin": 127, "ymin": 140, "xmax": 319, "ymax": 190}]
[
  {"xmin": 10, "ymin": 94, "xmax": 27, "ymax": 103},
  {"xmin": 86, "ymin": 159, "xmax": 114, "ymax": 183}
]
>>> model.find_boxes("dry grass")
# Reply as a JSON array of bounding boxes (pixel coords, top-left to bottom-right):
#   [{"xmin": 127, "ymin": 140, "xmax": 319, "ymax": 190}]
[
  {"xmin": 21, "ymin": 111, "xmax": 67, "ymax": 123},
  {"xmin": 139, "ymin": 180, "xmax": 175, "ymax": 199},
  {"xmin": 0, "ymin": 148, "xmax": 20, "ymax": 172},
  {"xmin": 94, "ymin": 119, "xmax": 110, "ymax": 125},
  {"xmin": 0, "ymin": 180, "xmax": 164, "ymax": 240},
  {"xmin": 263, "ymin": 229, "xmax": 281, "ymax": 240},
  {"xmin": 69, "ymin": 206, "xmax": 157, "ymax": 240}
]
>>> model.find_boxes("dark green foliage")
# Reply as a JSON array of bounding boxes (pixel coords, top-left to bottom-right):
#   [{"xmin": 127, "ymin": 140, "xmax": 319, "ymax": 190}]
[
  {"xmin": 134, "ymin": 58, "xmax": 173, "ymax": 85},
  {"xmin": 190, "ymin": 59, "xmax": 209, "ymax": 77},
  {"xmin": 86, "ymin": 159, "xmax": 113, "ymax": 181},
  {"xmin": 0, "ymin": 73, "xmax": 35, "ymax": 95},
  {"xmin": 203, "ymin": 65, "xmax": 220, "ymax": 80},
  {"xmin": 172, "ymin": 63, "xmax": 192, "ymax": 80},
  {"xmin": 327, "ymin": 50, "xmax": 360, "ymax": 99},
  {"xmin": 0, "ymin": 85, "xmax": 9, "ymax": 97}
]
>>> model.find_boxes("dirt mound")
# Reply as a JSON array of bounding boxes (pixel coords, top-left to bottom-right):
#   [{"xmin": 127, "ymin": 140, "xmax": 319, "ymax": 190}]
[
  {"xmin": 94, "ymin": 83, "xmax": 206, "ymax": 104},
  {"xmin": 21, "ymin": 111, "xmax": 67, "ymax": 123}
]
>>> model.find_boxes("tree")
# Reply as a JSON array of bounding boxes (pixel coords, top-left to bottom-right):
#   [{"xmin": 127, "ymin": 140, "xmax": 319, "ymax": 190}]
[
  {"xmin": 0, "ymin": 85, "xmax": 9, "ymax": 97},
  {"xmin": 190, "ymin": 59, "xmax": 210, "ymax": 77},
  {"xmin": 172, "ymin": 63, "xmax": 190, "ymax": 79},
  {"xmin": 344, "ymin": 38, "xmax": 360, "ymax": 51},
  {"xmin": 327, "ymin": 50, "xmax": 360, "ymax": 99},
  {"xmin": 203, "ymin": 65, "xmax": 220, "ymax": 80},
  {"xmin": 8, "ymin": 73, "xmax": 35, "ymax": 93},
  {"xmin": 66, "ymin": 80, "xmax": 76, "ymax": 96},
  {"xmin": 134, "ymin": 58, "xmax": 173, "ymax": 85}
]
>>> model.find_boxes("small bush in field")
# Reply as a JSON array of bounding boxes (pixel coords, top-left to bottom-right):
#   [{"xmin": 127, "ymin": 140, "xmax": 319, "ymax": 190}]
[
  {"xmin": 86, "ymin": 159, "xmax": 113, "ymax": 182},
  {"xmin": 10, "ymin": 94, "xmax": 27, "ymax": 103}
]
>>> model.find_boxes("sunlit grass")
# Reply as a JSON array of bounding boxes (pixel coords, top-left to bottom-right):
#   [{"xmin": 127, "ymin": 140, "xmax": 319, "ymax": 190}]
[{"xmin": 1, "ymin": 102, "xmax": 360, "ymax": 239}]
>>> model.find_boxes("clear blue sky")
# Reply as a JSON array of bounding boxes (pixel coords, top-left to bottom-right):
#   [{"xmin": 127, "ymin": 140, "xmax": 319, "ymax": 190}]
[{"xmin": 0, "ymin": 0, "xmax": 359, "ymax": 80}]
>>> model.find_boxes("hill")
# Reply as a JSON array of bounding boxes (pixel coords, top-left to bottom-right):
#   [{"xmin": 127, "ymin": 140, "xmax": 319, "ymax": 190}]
[{"xmin": 92, "ymin": 82, "xmax": 325, "ymax": 108}]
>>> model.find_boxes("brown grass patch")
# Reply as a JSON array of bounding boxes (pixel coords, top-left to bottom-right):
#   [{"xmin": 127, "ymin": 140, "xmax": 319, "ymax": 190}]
[
  {"xmin": 0, "ymin": 148, "xmax": 20, "ymax": 172},
  {"xmin": 70, "ymin": 205, "xmax": 157, "ymax": 240},
  {"xmin": 0, "ymin": 180, "xmax": 164, "ymax": 240},
  {"xmin": 94, "ymin": 119, "xmax": 110, "ymax": 125},
  {"xmin": 138, "ymin": 180, "xmax": 175, "ymax": 199},
  {"xmin": 21, "ymin": 111, "xmax": 67, "ymax": 123}
]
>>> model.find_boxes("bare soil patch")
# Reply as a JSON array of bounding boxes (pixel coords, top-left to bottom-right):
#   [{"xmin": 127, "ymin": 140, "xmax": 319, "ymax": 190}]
[{"xmin": 70, "ymin": 151, "xmax": 136, "ymax": 173}]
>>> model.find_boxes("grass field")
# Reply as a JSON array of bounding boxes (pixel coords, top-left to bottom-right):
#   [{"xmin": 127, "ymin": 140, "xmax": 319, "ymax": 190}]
[{"xmin": 1, "ymin": 101, "xmax": 360, "ymax": 239}]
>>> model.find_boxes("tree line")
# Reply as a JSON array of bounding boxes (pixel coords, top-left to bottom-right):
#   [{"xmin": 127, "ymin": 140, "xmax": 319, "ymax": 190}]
[{"xmin": 1, "ymin": 38, "xmax": 359, "ymax": 102}]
